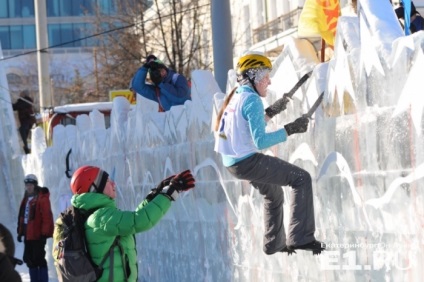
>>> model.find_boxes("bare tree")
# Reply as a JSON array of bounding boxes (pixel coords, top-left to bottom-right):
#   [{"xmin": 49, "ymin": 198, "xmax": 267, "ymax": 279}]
[
  {"xmin": 90, "ymin": 0, "xmax": 212, "ymax": 96},
  {"xmin": 147, "ymin": 0, "xmax": 212, "ymax": 75}
]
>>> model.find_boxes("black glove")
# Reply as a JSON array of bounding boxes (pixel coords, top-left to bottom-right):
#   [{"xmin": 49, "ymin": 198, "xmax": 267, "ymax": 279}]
[
  {"xmin": 17, "ymin": 235, "xmax": 22, "ymax": 243},
  {"xmin": 146, "ymin": 54, "xmax": 157, "ymax": 63},
  {"xmin": 142, "ymin": 54, "xmax": 158, "ymax": 69},
  {"xmin": 265, "ymin": 96, "xmax": 290, "ymax": 118},
  {"xmin": 145, "ymin": 174, "xmax": 175, "ymax": 202},
  {"xmin": 162, "ymin": 170, "xmax": 195, "ymax": 201},
  {"xmin": 284, "ymin": 117, "xmax": 309, "ymax": 136}
]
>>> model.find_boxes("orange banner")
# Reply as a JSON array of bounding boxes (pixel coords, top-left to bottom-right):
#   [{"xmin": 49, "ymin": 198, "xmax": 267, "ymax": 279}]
[{"xmin": 298, "ymin": 0, "xmax": 340, "ymax": 46}]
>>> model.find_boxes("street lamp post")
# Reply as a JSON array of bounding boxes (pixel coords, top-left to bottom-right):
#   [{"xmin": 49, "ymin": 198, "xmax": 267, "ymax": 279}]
[
  {"xmin": 211, "ymin": 0, "xmax": 233, "ymax": 93},
  {"xmin": 34, "ymin": 0, "xmax": 52, "ymax": 112}
]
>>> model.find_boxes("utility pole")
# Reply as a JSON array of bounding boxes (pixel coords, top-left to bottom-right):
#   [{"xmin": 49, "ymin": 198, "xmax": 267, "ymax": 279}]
[
  {"xmin": 211, "ymin": 0, "xmax": 233, "ymax": 93},
  {"xmin": 35, "ymin": 0, "xmax": 52, "ymax": 112}
]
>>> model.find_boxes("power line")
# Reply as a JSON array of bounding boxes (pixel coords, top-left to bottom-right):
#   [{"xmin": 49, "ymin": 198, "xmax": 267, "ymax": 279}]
[
  {"xmin": 0, "ymin": 3, "xmax": 210, "ymax": 62},
  {"xmin": 1, "ymin": 24, "xmax": 134, "ymax": 61}
]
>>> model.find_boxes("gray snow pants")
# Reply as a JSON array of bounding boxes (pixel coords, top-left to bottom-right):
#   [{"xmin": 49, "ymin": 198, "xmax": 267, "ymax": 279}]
[{"xmin": 227, "ymin": 153, "xmax": 316, "ymax": 254}]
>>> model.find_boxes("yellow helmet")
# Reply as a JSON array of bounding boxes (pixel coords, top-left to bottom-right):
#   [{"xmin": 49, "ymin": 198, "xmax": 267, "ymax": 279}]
[{"xmin": 236, "ymin": 53, "xmax": 272, "ymax": 76}]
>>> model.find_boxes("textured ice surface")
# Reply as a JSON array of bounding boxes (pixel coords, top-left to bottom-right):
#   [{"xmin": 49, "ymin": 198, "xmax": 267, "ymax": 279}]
[{"xmin": 1, "ymin": 1, "xmax": 424, "ymax": 280}]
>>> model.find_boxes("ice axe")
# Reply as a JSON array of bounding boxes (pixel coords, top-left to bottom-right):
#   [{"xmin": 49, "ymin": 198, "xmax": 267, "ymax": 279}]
[
  {"xmin": 303, "ymin": 92, "xmax": 324, "ymax": 119},
  {"xmin": 265, "ymin": 70, "xmax": 313, "ymax": 118},
  {"xmin": 65, "ymin": 149, "xmax": 72, "ymax": 178},
  {"xmin": 284, "ymin": 70, "xmax": 313, "ymax": 100}
]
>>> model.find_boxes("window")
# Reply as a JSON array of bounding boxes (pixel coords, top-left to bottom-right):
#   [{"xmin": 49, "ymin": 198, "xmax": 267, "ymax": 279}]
[
  {"xmin": 47, "ymin": 0, "xmax": 60, "ymax": 16},
  {"xmin": 72, "ymin": 23, "xmax": 86, "ymax": 47},
  {"xmin": 23, "ymin": 25, "xmax": 36, "ymax": 48},
  {"xmin": 21, "ymin": 0, "xmax": 34, "ymax": 17},
  {"xmin": 48, "ymin": 24, "xmax": 62, "ymax": 47},
  {"xmin": 9, "ymin": 0, "xmax": 19, "ymax": 17},
  {"xmin": 82, "ymin": 0, "xmax": 94, "ymax": 15},
  {"xmin": 59, "ymin": 0, "xmax": 72, "ymax": 16},
  {"xmin": 0, "ymin": 0, "xmax": 8, "ymax": 18},
  {"xmin": 72, "ymin": 0, "xmax": 94, "ymax": 16},
  {"xmin": 0, "ymin": 25, "xmax": 36, "ymax": 50},
  {"xmin": 10, "ymin": 26, "xmax": 23, "ymax": 49},
  {"xmin": 60, "ymin": 23, "xmax": 74, "ymax": 47},
  {"xmin": 47, "ymin": 23, "xmax": 99, "ymax": 48},
  {"xmin": 84, "ymin": 23, "xmax": 100, "ymax": 46},
  {"xmin": 0, "ymin": 27, "xmax": 10, "ymax": 49},
  {"xmin": 98, "ymin": 0, "xmax": 117, "ymax": 15},
  {"xmin": 60, "ymin": 115, "xmax": 76, "ymax": 126}
]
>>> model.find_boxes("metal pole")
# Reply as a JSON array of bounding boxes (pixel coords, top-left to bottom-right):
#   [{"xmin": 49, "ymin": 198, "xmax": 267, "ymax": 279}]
[
  {"xmin": 35, "ymin": 0, "xmax": 52, "ymax": 111},
  {"xmin": 211, "ymin": 0, "xmax": 233, "ymax": 93}
]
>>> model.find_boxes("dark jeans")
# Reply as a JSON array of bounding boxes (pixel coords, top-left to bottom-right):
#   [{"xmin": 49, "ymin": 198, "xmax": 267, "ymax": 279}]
[
  {"xmin": 23, "ymin": 239, "xmax": 47, "ymax": 268},
  {"xmin": 19, "ymin": 123, "xmax": 32, "ymax": 152},
  {"xmin": 227, "ymin": 153, "xmax": 316, "ymax": 254}
]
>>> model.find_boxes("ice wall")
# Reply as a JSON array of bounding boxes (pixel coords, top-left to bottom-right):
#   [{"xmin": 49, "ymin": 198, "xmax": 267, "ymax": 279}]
[
  {"xmin": 1, "ymin": 0, "xmax": 424, "ymax": 281},
  {"xmin": 0, "ymin": 45, "xmax": 26, "ymax": 229}
]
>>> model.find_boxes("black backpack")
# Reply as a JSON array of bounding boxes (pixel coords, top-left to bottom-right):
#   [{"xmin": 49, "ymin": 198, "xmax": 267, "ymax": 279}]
[{"xmin": 53, "ymin": 206, "xmax": 116, "ymax": 282}]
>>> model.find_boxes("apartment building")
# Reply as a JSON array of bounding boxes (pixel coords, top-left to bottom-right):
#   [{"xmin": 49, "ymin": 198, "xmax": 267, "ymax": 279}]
[{"xmin": 0, "ymin": 0, "xmax": 124, "ymax": 102}]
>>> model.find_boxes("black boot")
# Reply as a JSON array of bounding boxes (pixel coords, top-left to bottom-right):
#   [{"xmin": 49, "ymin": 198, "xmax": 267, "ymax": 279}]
[
  {"xmin": 23, "ymin": 146, "xmax": 30, "ymax": 154},
  {"xmin": 288, "ymin": 240, "xmax": 326, "ymax": 255},
  {"xmin": 265, "ymin": 245, "xmax": 297, "ymax": 256}
]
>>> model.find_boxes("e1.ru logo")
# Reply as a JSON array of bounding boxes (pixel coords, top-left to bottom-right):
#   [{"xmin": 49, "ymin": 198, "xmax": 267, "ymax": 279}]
[{"xmin": 320, "ymin": 250, "xmax": 414, "ymax": 270}]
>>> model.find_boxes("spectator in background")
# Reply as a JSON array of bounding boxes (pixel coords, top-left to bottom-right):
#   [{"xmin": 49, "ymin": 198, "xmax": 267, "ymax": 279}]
[
  {"xmin": 0, "ymin": 223, "xmax": 23, "ymax": 282},
  {"xmin": 393, "ymin": 0, "xmax": 424, "ymax": 33},
  {"xmin": 12, "ymin": 90, "xmax": 36, "ymax": 154},
  {"xmin": 17, "ymin": 174, "xmax": 54, "ymax": 282},
  {"xmin": 130, "ymin": 55, "xmax": 191, "ymax": 112}
]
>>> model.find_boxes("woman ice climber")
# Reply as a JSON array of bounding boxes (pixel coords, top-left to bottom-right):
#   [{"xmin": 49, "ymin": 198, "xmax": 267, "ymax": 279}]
[{"xmin": 214, "ymin": 52, "xmax": 325, "ymax": 255}]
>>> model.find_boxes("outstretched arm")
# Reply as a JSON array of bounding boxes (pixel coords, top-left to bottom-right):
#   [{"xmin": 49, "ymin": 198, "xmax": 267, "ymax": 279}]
[{"xmin": 91, "ymin": 194, "xmax": 172, "ymax": 237}]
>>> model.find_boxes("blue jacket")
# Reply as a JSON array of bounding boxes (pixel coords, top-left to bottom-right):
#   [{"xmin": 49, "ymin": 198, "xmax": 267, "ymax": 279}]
[{"xmin": 130, "ymin": 66, "xmax": 191, "ymax": 111}]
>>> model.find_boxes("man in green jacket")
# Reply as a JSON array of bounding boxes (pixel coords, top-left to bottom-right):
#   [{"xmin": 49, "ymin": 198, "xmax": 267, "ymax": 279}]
[{"xmin": 53, "ymin": 165, "xmax": 195, "ymax": 282}]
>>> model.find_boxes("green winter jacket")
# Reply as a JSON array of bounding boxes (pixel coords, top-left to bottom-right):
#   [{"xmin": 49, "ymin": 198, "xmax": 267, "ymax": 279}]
[{"xmin": 71, "ymin": 192, "xmax": 171, "ymax": 282}]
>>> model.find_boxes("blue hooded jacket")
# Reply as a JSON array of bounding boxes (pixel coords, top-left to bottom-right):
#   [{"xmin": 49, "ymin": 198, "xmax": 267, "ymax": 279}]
[{"xmin": 130, "ymin": 66, "xmax": 191, "ymax": 111}]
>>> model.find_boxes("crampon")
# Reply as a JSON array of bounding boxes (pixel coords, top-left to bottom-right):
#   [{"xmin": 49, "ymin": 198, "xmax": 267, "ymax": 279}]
[
  {"xmin": 288, "ymin": 240, "xmax": 325, "ymax": 255},
  {"xmin": 280, "ymin": 246, "xmax": 296, "ymax": 256}
]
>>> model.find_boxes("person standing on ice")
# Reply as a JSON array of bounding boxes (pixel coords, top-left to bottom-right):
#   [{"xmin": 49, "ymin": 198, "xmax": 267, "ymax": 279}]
[
  {"xmin": 53, "ymin": 166, "xmax": 195, "ymax": 281},
  {"xmin": 12, "ymin": 90, "xmax": 36, "ymax": 154},
  {"xmin": 17, "ymin": 174, "xmax": 54, "ymax": 281},
  {"xmin": 130, "ymin": 54, "xmax": 191, "ymax": 112},
  {"xmin": 214, "ymin": 52, "xmax": 325, "ymax": 255}
]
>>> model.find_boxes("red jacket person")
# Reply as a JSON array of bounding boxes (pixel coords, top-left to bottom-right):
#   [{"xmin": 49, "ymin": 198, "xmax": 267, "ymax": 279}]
[{"xmin": 17, "ymin": 174, "xmax": 54, "ymax": 282}]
